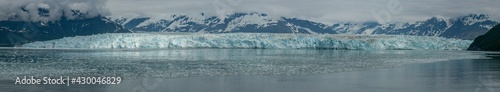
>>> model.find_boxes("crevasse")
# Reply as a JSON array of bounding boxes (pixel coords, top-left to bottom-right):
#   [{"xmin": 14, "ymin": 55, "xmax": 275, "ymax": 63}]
[{"xmin": 22, "ymin": 33, "xmax": 472, "ymax": 50}]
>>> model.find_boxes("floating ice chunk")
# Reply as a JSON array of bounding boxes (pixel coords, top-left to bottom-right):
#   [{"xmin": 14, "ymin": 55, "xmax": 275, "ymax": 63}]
[{"xmin": 22, "ymin": 33, "xmax": 472, "ymax": 50}]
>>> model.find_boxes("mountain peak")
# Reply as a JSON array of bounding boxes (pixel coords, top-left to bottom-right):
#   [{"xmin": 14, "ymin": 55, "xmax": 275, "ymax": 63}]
[
  {"xmin": 426, "ymin": 17, "xmax": 448, "ymax": 22},
  {"xmin": 459, "ymin": 14, "xmax": 489, "ymax": 19},
  {"xmin": 457, "ymin": 14, "xmax": 490, "ymax": 25}
]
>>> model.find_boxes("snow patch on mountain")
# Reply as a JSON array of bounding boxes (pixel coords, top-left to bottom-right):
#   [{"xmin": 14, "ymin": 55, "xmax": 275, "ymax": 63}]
[
  {"xmin": 461, "ymin": 14, "xmax": 489, "ymax": 26},
  {"xmin": 136, "ymin": 17, "xmax": 162, "ymax": 28},
  {"xmin": 225, "ymin": 13, "xmax": 278, "ymax": 32},
  {"xmin": 362, "ymin": 27, "xmax": 377, "ymax": 35}
]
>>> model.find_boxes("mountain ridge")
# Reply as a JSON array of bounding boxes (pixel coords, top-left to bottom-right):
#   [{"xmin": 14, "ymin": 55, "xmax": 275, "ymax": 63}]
[
  {"xmin": 0, "ymin": 16, "xmax": 129, "ymax": 47},
  {"xmin": 113, "ymin": 13, "xmax": 498, "ymax": 40},
  {"xmin": 468, "ymin": 24, "xmax": 500, "ymax": 51},
  {"xmin": 1, "ymin": 12, "xmax": 498, "ymax": 47}
]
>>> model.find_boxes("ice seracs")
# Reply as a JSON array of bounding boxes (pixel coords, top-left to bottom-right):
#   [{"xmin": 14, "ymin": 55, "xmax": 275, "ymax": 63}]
[{"xmin": 22, "ymin": 33, "xmax": 472, "ymax": 50}]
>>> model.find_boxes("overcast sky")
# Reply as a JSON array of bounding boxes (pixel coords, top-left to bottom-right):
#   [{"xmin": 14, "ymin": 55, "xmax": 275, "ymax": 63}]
[{"xmin": 107, "ymin": 0, "xmax": 499, "ymax": 23}]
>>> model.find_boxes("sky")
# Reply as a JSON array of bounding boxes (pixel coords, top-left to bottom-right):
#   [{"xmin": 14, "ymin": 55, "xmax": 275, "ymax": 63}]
[
  {"xmin": 106, "ymin": 0, "xmax": 500, "ymax": 23},
  {"xmin": 0, "ymin": 0, "xmax": 110, "ymax": 22},
  {"xmin": 0, "ymin": 0, "xmax": 498, "ymax": 23}
]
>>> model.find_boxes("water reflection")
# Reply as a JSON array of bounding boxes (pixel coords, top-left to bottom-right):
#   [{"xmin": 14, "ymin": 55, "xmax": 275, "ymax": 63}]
[
  {"xmin": 3, "ymin": 58, "xmax": 500, "ymax": 92},
  {"xmin": 1, "ymin": 48, "xmax": 500, "ymax": 92},
  {"xmin": 117, "ymin": 59, "xmax": 500, "ymax": 92}
]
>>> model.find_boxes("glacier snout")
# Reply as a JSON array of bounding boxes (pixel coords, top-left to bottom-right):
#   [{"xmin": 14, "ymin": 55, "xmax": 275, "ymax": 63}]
[{"xmin": 22, "ymin": 33, "xmax": 472, "ymax": 50}]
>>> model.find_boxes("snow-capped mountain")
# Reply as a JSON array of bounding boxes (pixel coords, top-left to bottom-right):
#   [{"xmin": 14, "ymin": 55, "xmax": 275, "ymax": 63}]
[
  {"xmin": 115, "ymin": 13, "xmax": 498, "ymax": 40},
  {"xmin": 115, "ymin": 13, "xmax": 339, "ymax": 34}
]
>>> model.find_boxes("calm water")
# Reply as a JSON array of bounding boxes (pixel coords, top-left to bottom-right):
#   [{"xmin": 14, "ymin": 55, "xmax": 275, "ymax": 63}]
[{"xmin": 0, "ymin": 48, "xmax": 499, "ymax": 92}]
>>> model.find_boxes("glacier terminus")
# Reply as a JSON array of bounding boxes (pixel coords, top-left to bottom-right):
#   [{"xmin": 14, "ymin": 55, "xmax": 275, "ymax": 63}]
[{"xmin": 22, "ymin": 33, "xmax": 471, "ymax": 50}]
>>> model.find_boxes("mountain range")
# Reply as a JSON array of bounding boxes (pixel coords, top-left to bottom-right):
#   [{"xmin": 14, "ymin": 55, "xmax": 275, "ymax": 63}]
[
  {"xmin": 115, "ymin": 13, "xmax": 498, "ymax": 40},
  {"xmin": 0, "ymin": 16, "xmax": 128, "ymax": 47},
  {"xmin": 0, "ymin": 12, "xmax": 498, "ymax": 47}
]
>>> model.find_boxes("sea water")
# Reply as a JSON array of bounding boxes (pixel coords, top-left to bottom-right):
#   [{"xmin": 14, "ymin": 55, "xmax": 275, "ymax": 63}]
[{"xmin": 1, "ymin": 48, "xmax": 499, "ymax": 92}]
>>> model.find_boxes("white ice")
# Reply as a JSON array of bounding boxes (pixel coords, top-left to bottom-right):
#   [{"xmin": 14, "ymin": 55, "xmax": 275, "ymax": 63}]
[{"xmin": 22, "ymin": 33, "xmax": 472, "ymax": 50}]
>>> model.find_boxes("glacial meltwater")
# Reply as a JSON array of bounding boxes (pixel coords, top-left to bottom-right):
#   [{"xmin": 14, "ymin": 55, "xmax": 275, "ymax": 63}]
[{"xmin": 1, "ymin": 48, "xmax": 500, "ymax": 92}]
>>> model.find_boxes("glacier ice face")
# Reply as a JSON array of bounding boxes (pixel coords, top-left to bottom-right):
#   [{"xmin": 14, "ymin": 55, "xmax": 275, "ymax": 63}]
[{"xmin": 21, "ymin": 33, "xmax": 472, "ymax": 50}]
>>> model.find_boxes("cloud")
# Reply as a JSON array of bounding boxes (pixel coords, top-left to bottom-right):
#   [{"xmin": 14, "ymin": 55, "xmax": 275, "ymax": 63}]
[
  {"xmin": 2, "ymin": 0, "xmax": 498, "ymax": 23},
  {"xmin": 0, "ymin": 0, "xmax": 110, "ymax": 22}
]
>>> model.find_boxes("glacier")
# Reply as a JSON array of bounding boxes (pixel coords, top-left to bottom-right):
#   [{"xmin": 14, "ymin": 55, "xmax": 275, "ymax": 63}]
[{"xmin": 21, "ymin": 33, "xmax": 472, "ymax": 50}]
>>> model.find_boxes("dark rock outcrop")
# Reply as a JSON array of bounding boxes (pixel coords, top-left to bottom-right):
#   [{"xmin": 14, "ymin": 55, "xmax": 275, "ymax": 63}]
[
  {"xmin": 0, "ymin": 17, "xmax": 129, "ymax": 47},
  {"xmin": 468, "ymin": 24, "xmax": 500, "ymax": 51}
]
